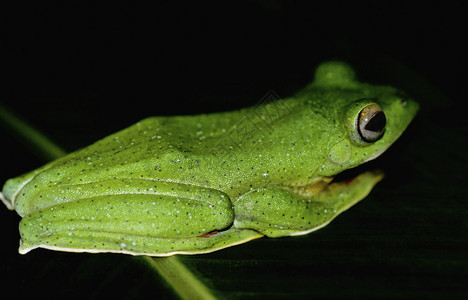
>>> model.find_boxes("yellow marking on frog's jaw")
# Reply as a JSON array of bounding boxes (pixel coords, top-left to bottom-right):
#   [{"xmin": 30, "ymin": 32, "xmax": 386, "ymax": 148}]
[
  {"xmin": 290, "ymin": 167, "xmax": 383, "ymax": 200},
  {"xmin": 290, "ymin": 176, "xmax": 334, "ymax": 197}
]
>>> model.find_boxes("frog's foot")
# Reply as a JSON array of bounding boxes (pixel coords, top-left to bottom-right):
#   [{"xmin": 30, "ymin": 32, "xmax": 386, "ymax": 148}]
[
  {"xmin": 287, "ymin": 169, "xmax": 384, "ymax": 236},
  {"xmin": 234, "ymin": 170, "xmax": 384, "ymax": 237}
]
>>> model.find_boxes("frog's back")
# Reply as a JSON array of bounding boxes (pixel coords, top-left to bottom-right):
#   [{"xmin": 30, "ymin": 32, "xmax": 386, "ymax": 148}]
[{"xmin": 20, "ymin": 111, "xmax": 245, "ymax": 183}]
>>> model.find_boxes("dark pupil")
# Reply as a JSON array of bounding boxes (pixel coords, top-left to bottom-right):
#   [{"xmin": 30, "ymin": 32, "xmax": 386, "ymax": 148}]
[{"xmin": 365, "ymin": 111, "xmax": 386, "ymax": 132}]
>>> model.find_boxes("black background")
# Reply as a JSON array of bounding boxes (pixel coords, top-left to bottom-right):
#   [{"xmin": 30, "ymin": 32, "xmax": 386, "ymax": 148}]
[
  {"xmin": 1, "ymin": 2, "xmax": 466, "ymax": 299},
  {"xmin": 1, "ymin": 2, "xmax": 464, "ymax": 148}
]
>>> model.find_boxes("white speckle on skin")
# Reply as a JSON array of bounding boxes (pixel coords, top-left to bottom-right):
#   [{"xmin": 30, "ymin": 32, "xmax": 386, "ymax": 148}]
[{"xmin": 120, "ymin": 243, "xmax": 127, "ymax": 248}]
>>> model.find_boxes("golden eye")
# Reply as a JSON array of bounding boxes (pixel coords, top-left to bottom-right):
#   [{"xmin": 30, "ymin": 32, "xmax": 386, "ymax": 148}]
[{"xmin": 357, "ymin": 104, "xmax": 386, "ymax": 142}]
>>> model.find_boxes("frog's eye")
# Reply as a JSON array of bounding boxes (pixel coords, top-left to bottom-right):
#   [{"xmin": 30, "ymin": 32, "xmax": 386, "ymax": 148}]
[{"xmin": 357, "ymin": 104, "xmax": 386, "ymax": 142}]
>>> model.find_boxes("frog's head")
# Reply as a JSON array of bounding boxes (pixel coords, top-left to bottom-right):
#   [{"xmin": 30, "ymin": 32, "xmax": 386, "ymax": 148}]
[
  {"xmin": 232, "ymin": 62, "xmax": 419, "ymax": 238},
  {"xmin": 300, "ymin": 61, "xmax": 419, "ymax": 178}
]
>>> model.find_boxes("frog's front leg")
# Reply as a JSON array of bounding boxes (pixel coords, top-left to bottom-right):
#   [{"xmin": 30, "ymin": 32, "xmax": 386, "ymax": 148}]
[
  {"xmin": 18, "ymin": 181, "xmax": 261, "ymax": 256},
  {"xmin": 233, "ymin": 171, "xmax": 384, "ymax": 237}
]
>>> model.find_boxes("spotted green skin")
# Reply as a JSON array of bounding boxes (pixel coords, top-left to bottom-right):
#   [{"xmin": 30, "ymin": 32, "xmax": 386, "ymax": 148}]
[{"xmin": 1, "ymin": 62, "xmax": 419, "ymax": 256}]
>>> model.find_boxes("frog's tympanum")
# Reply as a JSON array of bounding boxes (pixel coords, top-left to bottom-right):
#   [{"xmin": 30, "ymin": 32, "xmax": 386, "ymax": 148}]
[{"xmin": 1, "ymin": 62, "xmax": 418, "ymax": 256}]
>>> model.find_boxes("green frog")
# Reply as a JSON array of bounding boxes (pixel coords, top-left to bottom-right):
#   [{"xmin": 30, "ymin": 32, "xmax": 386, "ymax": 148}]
[{"xmin": 0, "ymin": 61, "xmax": 419, "ymax": 256}]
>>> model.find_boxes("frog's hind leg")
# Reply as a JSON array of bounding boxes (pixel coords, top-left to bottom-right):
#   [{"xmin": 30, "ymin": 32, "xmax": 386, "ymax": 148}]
[{"xmin": 17, "ymin": 192, "xmax": 263, "ymax": 256}]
